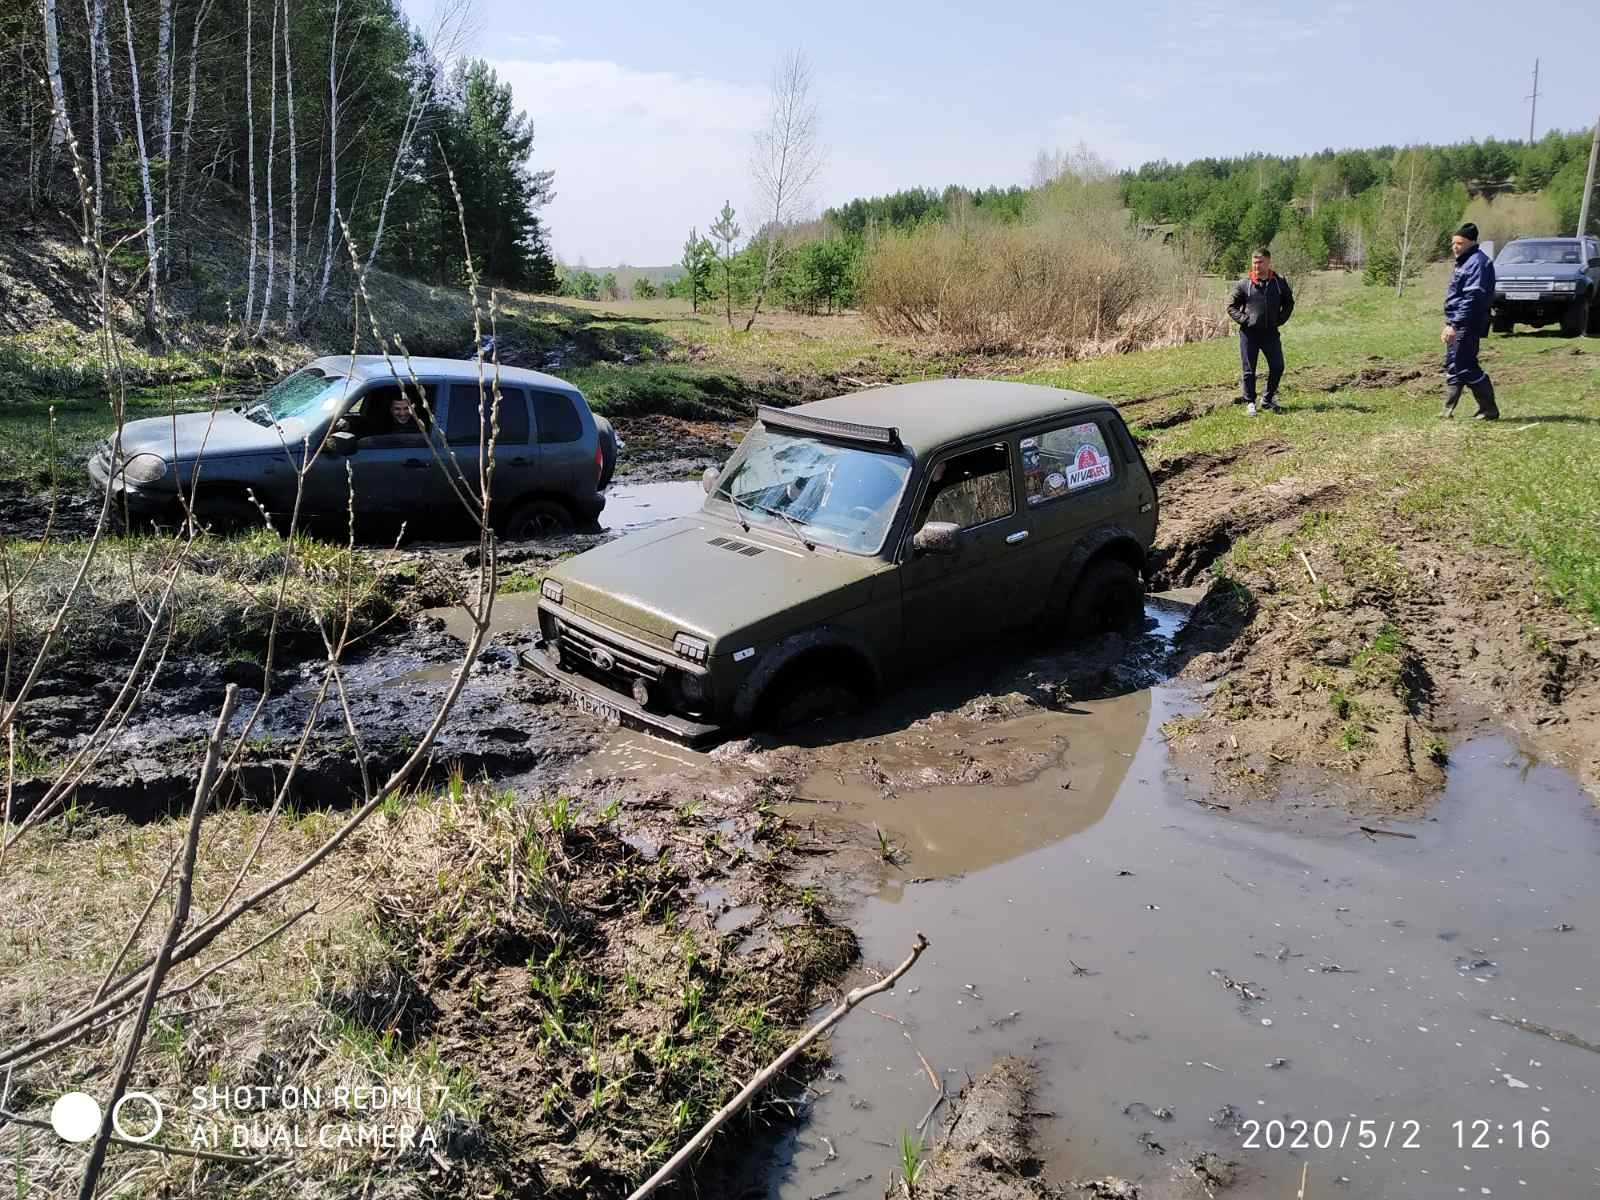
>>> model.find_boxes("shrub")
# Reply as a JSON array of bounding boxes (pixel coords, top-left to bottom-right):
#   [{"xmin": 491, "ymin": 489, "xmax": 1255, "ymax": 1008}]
[{"xmin": 860, "ymin": 208, "xmax": 1224, "ymax": 354}]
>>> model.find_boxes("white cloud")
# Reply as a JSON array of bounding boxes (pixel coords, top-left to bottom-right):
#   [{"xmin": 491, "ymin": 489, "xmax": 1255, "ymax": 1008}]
[{"xmin": 491, "ymin": 58, "xmax": 769, "ymax": 264}]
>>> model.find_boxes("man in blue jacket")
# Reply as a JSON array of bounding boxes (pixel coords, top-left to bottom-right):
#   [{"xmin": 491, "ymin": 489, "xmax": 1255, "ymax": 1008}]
[{"xmin": 1441, "ymin": 222, "xmax": 1498, "ymax": 420}]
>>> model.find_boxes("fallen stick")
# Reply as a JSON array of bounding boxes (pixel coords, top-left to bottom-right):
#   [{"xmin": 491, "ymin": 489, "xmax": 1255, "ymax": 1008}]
[
  {"xmin": 1488, "ymin": 1012, "xmax": 1600, "ymax": 1056},
  {"xmin": 1298, "ymin": 549, "xmax": 1319, "ymax": 587},
  {"xmin": 626, "ymin": 932, "xmax": 929, "ymax": 1200},
  {"xmin": 1358, "ymin": 825, "xmax": 1417, "ymax": 839}
]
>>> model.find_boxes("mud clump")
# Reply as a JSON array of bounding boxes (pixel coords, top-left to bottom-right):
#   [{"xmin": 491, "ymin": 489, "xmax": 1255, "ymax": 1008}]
[{"xmin": 908, "ymin": 1057, "xmax": 1051, "ymax": 1199}]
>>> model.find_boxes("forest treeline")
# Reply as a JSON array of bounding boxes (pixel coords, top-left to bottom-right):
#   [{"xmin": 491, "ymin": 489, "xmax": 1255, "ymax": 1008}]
[
  {"xmin": 4, "ymin": 0, "xmax": 558, "ymax": 337},
  {"xmin": 642, "ymin": 131, "xmax": 1592, "ymax": 320}
]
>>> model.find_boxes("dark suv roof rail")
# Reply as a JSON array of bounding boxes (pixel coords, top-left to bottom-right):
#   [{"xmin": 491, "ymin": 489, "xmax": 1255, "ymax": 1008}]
[{"xmin": 756, "ymin": 405, "xmax": 902, "ymax": 449}]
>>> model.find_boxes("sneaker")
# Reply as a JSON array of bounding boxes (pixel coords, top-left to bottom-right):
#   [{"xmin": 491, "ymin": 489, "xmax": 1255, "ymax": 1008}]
[
  {"xmin": 1245, "ymin": 403, "xmax": 1257, "ymax": 417},
  {"xmin": 1262, "ymin": 398, "xmax": 1281, "ymax": 413},
  {"xmin": 1472, "ymin": 411, "xmax": 1499, "ymax": 421}
]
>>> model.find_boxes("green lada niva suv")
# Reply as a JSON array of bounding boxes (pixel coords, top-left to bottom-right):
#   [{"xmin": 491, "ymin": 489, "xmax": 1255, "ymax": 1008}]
[{"xmin": 526, "ymin": 379, "xmax": 1158, "ymax": 743}]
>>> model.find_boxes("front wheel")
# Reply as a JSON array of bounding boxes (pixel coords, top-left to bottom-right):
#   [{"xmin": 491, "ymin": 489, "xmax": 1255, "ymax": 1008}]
[
  {"xmin": 1491, "ymin": 311, "xmax": 1514, "ymax": 335},
  {"xmin": 1060, "ymin": 558, "xmax": 1145, "ymax": 638},
  {"xmin": 1559, "ymin": 301, "xmax": 1587, "ymax": 338},
  {"xmin": 501, "ymin": 498, "xmax": 574, "ymax": 540}
]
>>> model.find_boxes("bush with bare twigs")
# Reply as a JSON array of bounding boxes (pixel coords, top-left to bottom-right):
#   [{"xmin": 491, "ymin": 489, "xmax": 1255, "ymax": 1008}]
[{"xmin": 861, "ymin": 204, "xmax": 1226, "ymax": 356}]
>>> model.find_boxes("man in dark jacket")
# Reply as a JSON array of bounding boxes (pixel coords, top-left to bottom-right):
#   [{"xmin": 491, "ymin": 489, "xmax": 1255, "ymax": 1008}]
[
  {"xmin": 1441, "ymin": 222, "xmax": 1498, "ymax": 420},
  {"xmin": 1228, "ymin": 248, "xmax": 1295, "ymax": 415}
]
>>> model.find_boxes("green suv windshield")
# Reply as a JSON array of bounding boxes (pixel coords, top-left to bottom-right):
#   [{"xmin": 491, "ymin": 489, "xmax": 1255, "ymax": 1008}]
[{"xmin": 712, "ymin": 427, "xmax": 911, "ymax": 554}]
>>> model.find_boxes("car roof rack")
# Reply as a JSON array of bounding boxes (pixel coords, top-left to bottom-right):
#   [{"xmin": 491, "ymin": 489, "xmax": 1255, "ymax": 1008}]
[{"xmin": 756, "ymin": 405, "xmax": 902, "ymax": 449}]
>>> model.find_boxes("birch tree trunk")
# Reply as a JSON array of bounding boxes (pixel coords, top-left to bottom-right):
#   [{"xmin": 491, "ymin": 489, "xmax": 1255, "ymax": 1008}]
[
  {"xmin": 93, "ymin": 0, "xmax": 123, "ymax": 143},
  {"xmin": 121, "ymin": 0, "xmax": 160, "ymax": 328},
  {"xmin": 42, "ymin": 0, "xmax": 70, "ymax": 147},
  {"xmin": 255, "ymin": 0, "xmax": 279, "ymax": 338},
  {"xmin": 82, "ymin": 0, "xmax": 104, "ymax": 227},
  {"xmin": 244, "ymin": 0, "xmax": 258, "ymax": 327},
  {"xmin": 281, "ymin": 0, "xmax": 298, "ymax": 328},
  {"xmin": 177, "ymin": 0, "xmax": 211, "ymax": 263},
  {"xmin": 316, "ymin": 0, "xmax": 340, "ymax": 303},
  {"xmin": 155, "ymin": 0, "xmax": 173, "ymax": 276}
]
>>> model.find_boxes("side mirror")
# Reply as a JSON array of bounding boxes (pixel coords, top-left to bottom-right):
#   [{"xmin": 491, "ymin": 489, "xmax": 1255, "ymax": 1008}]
[
  {"xmin": 701, "ymin": 466, "xmax": 720, "ymax": 494},
  {"xmin": 327, "ymin": 430, "xmax": 358, "ymax": 457},
  {"xmin": 911, "ymin": 520, "xmax": 960, "ymax": 555}
]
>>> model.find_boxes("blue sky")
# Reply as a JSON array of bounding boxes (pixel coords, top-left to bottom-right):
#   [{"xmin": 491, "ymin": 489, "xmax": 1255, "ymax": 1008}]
[{"xmin": 406, "ymin": 0, "xmax": 1600, "ymax": 266}]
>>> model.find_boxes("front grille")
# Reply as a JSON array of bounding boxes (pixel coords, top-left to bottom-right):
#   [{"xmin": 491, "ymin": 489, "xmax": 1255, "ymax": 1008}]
[{"xmin": 556, "ymin": 620, "xmax": 666, "ymax": 684}]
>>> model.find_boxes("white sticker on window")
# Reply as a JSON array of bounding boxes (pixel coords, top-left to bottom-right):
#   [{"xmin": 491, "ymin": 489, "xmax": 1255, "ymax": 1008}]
[{"xmin": 1066, "ymin": 445, "xmax": 1112, "ymax": 490}]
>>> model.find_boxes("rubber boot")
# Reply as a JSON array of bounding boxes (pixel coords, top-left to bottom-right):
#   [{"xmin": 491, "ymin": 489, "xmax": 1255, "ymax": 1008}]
[
  {"xmin": 1469, "ymin": 378, "xmax": 1499, "ymax": 421},
  {"xmin": 1439, "ymin": 383, "xmax": 1463, "ymax": 418}
]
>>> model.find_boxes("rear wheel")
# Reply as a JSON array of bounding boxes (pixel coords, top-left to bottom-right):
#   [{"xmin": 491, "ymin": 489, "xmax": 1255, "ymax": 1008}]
[
  {"xmin": 1061, "ymin": 558, "xmax": 1145, "ymax": 637},
  {"xmin": 1559, "ymin": 300, "xmax": 1587, "ymax": 338},
  {"xmin": 501, "ymin": 498, "xmax": 574, "ymax": 540},
  {"xmin": 593, "ymin": 415, "xmax": 619, "ymax": 489}
]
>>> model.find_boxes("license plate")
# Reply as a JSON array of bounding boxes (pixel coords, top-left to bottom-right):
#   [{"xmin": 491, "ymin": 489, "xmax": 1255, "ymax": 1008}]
[{"xmin": 1506, "ymin": 291, "xmax": 1539, "ymax": 301}]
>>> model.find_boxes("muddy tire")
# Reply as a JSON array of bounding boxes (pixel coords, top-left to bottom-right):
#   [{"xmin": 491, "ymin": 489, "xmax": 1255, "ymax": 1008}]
[
  {"xmin": 594, "ymin": 415, "xmax": 619, "ymax": 489},
  {"xmin": 190, "ymin": 492, "xmax": 263, "ymax": 534},
  {"xmin": 1559, "ymin": 301, "xmax": 1587, "ymax": 338},
  {"xmin": 760, "ymin": 671, "xmax": 862, "ymax": 732},
  {"xmin": 1062, "ymin": 558, "xmax": 1144, "ymax": 637},
  {"xmin": 1492, "ymin": 311, "xmax": 1513, "ymax": 335},
  {"xmin": 501, "ymin": 498, "xmax": 574, "ymax": 540}
]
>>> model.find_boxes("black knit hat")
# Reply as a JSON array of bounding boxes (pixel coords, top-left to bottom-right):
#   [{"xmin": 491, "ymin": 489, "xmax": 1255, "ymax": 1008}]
[{"xmin": 1455, "ymin": 222, "xmax": 1479, "ymax": 241}]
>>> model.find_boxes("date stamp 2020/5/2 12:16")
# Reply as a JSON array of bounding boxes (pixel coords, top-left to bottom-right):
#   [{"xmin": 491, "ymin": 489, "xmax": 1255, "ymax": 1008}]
[{"xmin": 1240, "ymin": 1118, "xmax": 1552, "ymax": 1152}]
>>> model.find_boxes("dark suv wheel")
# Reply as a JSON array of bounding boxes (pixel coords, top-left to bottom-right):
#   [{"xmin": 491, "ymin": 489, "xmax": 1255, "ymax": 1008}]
[
  {"xmin": 1560, "ymin": 300, "xmax": 1587, "ymax": 338},
  {"xmin": 1062, "ymin": 558, "xmax": 1145, "ymax": 637},
  {"xmin": 501, "ymin": 498, "xmax": 574, "ymax": 540},
  {"xmin": 1492, "ymin": 310, "xmax": 1514, "ymax": 335}
]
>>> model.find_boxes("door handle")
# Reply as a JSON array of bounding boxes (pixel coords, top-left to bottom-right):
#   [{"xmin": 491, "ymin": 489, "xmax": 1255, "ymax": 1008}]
[
  {"xmin": 403, "ymin": 459, "xmax": 426, "ymax": 469},
  {"xmin": 509, "ymin": 456, "xmax": 529, "ymax": 466},
  {"xmin": 1006, "ymin": 530, "xmax": 1030, "ymax": 545}
]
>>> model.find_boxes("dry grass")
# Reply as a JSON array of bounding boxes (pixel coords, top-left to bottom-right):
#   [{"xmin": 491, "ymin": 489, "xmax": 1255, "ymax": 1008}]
[
  {"xmin": 0, "ymin": 782, "xmax": 853, "ymax": 1198},
  {"xmin": 2, "ymin": 529, "xmax": 392, "ymax": 665},
  {"xmin": 861, "ymin": 210, "xmax": 1225, "ymax": 355}
]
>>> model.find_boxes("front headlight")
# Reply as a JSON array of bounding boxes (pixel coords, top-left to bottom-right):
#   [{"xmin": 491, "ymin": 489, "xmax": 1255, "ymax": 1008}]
[
  {"xmin": 673, "ymin": 633, "xmax": 709, "ymax": 664},
  {"xmin": 1550, "ymin": 281, "xmax": 1577, "ymax": 292},
  {"xmin": 119, "ymin": 453, "xmax": 168, "ymax": 484},
  {"xmin": 540, "ymin": 577, "xmax": 563, "ymax": 604}
]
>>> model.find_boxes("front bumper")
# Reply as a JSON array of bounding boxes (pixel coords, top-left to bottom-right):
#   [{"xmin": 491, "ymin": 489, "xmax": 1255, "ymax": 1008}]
[
  {"xmin": 525, "ymin": 601, "xmax": 724, "ymax": 745},
  {"xmin": 87, "ymin": 451, "xmax": 174, "ymax": 516},
  {"xmin": 520, "ymin": 643, "xmax": 722, "ymax": 745}
]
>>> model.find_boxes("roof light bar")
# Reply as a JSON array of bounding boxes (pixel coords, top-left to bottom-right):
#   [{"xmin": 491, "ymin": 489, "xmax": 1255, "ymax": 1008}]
[{"xmin": 756, "ymin": 405, "xmax": 902, "ymax": 448}]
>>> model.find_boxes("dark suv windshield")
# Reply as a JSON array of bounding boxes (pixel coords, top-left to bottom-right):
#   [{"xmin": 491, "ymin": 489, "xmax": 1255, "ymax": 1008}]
[
  {"xmin": 711, "ymin": 427, "xmax": 912, "ymax": 554},
  {"xmin": 245, "ymin": 368, "xmax": 354, "ymax": 437},
  {"xmin": 1497, "ymin": 240, "xmax": 1584, "ymax": 266}
]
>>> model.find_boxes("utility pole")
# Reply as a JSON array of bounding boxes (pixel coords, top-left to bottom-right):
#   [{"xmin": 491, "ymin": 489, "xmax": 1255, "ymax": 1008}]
[
  {"xmin": 1577, "ymin": 111, "xmax": 1598, "ymax": 238},
  {"xmin": 1524, "ymin": 59, "xmax": 1541, "ymax": 145}
]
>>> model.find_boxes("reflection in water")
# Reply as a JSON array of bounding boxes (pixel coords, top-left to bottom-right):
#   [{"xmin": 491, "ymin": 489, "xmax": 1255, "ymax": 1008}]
[
  {"xmin": 763, "ymin": 709, "xmax": 1600, "ymax": 1200},
  {"xmin": 793, "ymin": 693, "xmax": 1151, "ymax": 893},
  {"xmin": 600, "ymin": 480, "xmax": 705, "ymax": 532}
]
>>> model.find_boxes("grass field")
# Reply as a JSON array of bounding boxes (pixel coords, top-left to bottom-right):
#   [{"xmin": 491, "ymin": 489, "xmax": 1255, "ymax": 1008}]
[{"xmin": 1019, "ymin": 267, "xmax": 1600, "ymax": 622}]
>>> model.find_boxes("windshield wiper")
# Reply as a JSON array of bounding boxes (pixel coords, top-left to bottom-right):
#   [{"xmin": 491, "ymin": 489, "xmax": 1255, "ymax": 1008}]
[
  {"xmin": 745, "ymin": 499, "xmax": 815, "ymax": 552},
  {"xmin": 714, "ymin": 484, "xmax": 753, "ymax": 532}
]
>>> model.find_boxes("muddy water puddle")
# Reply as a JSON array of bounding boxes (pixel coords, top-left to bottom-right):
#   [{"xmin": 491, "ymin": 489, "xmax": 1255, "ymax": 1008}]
[
  {"xmin": 599, "ymin": 480, "xmax": 705, "ymax": 532},
  {"xmin": 563, "ymin": 598, "xmax": 1599, "ymax": 1198},
  {"xmin": 763, "ymin": 714, "xmax": 1600, "ymax": 1199}
]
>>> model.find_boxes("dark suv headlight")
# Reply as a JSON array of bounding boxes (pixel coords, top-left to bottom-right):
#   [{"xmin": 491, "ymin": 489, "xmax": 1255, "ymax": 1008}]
[{"xmin": 119, "ymin": 453, "xmax": 169, "ymax": 484}]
